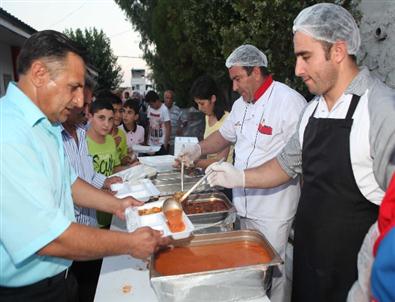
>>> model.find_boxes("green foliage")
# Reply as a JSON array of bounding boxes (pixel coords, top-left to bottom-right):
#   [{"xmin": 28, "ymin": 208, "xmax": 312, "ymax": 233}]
[
  {"xmin": 115, "ymin": 0, "xmax": 359, "ymax": 106},
  {"xmin": 65, "ymin": 28, "xmax": 123, "ymax": 92}
]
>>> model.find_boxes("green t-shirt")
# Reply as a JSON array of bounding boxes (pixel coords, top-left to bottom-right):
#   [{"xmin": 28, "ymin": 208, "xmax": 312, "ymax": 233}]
[
  {"xmin": 87, "ymin": 134, "xmax": 120, "ymax": 176},
  {"xmin": 114, "ymin": 128, "xmax": 128, "ymax": 162},
  {"xmin": 87, "ymin": 134, "xmax": 120, "ymax": 228}
]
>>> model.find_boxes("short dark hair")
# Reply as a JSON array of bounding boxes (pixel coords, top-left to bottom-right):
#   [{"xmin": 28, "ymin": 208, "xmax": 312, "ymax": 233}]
[
  {"xmin": 190, "ymin": 75, "xmax": 225, "ymax": 121},
  {"xmin": 319, "ymin": 40, "xmax": 357, "ymax": 62},
  {"xmin": 123, "ymin": 99, "xmax": 140, "ymax": 115},
  {"xmin": 96, "ymin": 91, "xmax": 122, "ymax": 106},
  {"xmin": 243, "ymin": 66, "xmax": 270, "ymax": 77},
  {"xmin": 17, "ymin": 30, "xmax": 87, "ymax": 75},
  {"xmin": 145, "ymin": 90, "xmax": 160, "ymax": 103},
  {"xmin": 89, "ymin": 98, "xmax": 114, "ymax": 115}
]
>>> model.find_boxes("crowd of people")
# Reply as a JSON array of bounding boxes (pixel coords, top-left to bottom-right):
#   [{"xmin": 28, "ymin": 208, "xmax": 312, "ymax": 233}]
[{"xmin": 1, "ymin": 2, "xmax": 395, "ymax": 302}]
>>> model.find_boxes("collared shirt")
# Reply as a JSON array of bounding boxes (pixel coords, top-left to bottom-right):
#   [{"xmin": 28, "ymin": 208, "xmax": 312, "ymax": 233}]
[
  {"xmin": 253, "ymin": 75, "xmax": 273, "ymax": 103},
  {"xmin": 277, "ymin": 67, "xmax": 395, "ymax": 205},
  {"xmin": 0, "ymin": 82, "xmax": 77, "ymax": 286},
  {"xmin": 119, "ymin": 124, "xmax": 145, "ymax": 148},
  {"xmin": 220, "ymin": 80, "xmax": 306, "ymax": 220},
  {"xmin": 62, "ymin": 125, "xmax": 106, "ymax": 226}
]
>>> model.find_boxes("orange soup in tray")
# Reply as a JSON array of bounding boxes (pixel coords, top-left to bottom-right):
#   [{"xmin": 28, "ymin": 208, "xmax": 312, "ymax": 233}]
[{"xmin": 155, "ymin": 241, "xmax": 272, "ymax": 276}]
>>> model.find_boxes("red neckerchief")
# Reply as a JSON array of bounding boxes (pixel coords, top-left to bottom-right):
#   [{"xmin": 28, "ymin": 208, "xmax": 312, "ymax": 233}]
[
  {"xmin": 253, "ymin": 75, "xmax": 273, "ymax": 104},
  {"xmin": 374, "ymin": 173, "xmax": 395, "ymax": 255}
]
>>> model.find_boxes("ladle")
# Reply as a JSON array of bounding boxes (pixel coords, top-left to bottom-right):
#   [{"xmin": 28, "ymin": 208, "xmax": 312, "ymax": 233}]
[
  {"xmin": 163, "ymin": 158, "xmax": 225, "ymax": 213},
  {"xmin": 162, "ymin": 197, "xmax": 183, "ymax": 213}
]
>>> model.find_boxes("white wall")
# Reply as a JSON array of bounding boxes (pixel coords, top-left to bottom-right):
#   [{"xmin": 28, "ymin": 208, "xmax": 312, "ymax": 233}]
[
  {"xmin": 358, "ymin": 0, "xmax": 395, "ymax": 88},
  {"xmin": 0, "ymin": 42, "xmax": 14, "ymax": 96}
]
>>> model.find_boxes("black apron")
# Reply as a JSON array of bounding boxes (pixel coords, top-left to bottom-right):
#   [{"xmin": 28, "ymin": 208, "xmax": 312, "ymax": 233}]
[{"xmin": 292, "ymin": 95, "xmax": 378, "ymax": 302}]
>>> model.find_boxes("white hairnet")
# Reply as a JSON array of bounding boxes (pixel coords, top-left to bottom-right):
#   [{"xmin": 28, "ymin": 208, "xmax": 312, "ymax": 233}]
[
  {"xmin": 225, "ymin": 44, "xmax": 268, "ymax": 68},
  {"xmin": 293, "ymin": 3, "xmax": 360, "ymax": 55}
]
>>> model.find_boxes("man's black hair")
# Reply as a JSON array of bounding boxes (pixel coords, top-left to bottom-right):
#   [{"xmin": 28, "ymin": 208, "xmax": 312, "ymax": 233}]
[{"xmin": 17, "ymin": 30, "xmax": 87, "ymax": 75}]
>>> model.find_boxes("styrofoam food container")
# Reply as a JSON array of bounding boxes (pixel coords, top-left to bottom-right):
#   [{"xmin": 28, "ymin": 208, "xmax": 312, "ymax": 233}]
[
  {"xmin": 138, "ymin": 155, "xmax": 176, "ymax": 172},
  {"xmin": 112, "ymin": 179, "xmax": 160, "ymax": 201},
  {"xmin": 111, "ymin": 164, "xmax": 157, "ymax": 182},
  {"xmin": 131, "ymin": 144, "xmax": 161, "ymax": 154},
  {"xmin": 125, "ymin": 200, "xmax": 194, "ymax": 240}
]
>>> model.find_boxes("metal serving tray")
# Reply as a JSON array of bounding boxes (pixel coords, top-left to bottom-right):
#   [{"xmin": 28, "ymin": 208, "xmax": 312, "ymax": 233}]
[
  {"xmin": 150, "ymin": 230, "xmax": 283, "ymax": 302},
  {"xmin": 182, "ymin": 192, "xmax": 235, "ymax": 225}
]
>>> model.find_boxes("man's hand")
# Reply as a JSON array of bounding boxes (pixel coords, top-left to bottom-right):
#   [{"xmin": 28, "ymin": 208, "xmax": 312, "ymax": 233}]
[
  {"xmin": 103, "ymin": 176, "xmax": 122, "ymax": 190},
  {"xmin": 206, "ymin": 162, "xmax": 245, "ymax": 188},
  {"xmin": 114, "ymin": 197, "xmax": 144, "ymax": 220},
  {"xmin": 176, "ymin": 144, "xmax": 201, "ymax": 167},
  {"xmin": 129, "ymin": 227, "xmax": 171, "ymax": 259}
]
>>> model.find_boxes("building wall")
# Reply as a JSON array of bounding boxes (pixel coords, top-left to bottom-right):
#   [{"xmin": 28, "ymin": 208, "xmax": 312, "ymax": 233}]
[
  {"xmin": 0, "ymin": 42, "xmax": 14, "ymax": 96},
  {"xmin": 358, "ymin": 0, "xmax": 395, "ymax": 88}
]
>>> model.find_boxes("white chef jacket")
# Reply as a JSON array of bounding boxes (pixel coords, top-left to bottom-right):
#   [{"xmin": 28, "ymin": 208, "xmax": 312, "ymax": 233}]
[{"xmin": 220, "ymin": 80, "xmax": 306, "ymax": 220}]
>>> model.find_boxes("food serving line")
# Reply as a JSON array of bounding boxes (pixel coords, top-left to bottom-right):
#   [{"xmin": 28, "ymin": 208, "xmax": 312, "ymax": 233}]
[{"xmin": 94, "ymin": 156, "xmax": 276, "ymax": 302}]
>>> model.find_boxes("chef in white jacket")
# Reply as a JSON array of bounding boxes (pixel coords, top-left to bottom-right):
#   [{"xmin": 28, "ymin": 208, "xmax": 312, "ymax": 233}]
[{"xmin": 179, "ymin": 44, "xmax": 306, "ymax": 302}]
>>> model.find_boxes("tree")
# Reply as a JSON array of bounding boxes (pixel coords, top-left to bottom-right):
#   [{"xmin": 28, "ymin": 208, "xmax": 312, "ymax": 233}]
[
  {"xmin": 115, "ymin": 0, "xmax": 359, "ymax": 106},
  {"xmin": 65, "ymin": 28, "xmax": 123, "ymax": 92}
]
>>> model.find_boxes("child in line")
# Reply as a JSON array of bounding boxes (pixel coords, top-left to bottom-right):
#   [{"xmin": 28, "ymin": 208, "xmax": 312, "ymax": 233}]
[
  {"xmin": 104, "ymin": 93, "xmax": 137, "ymax": 165},
  {"xmin": 86, "ymin": 98, "xmax": 126, "ymax": 228},
  {"xmin": 145, "ymin": 90, "xmax": 171, "ymax": 155},
  {"xmin": 120, "ymin": 99, "xmax": 145, "ymax": 149}
]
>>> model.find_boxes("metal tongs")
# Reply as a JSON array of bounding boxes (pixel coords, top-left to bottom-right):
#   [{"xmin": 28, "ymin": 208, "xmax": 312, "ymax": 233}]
[{"xmin": 179, "ymin": 158, "xmax": 225, "ymax": 203}]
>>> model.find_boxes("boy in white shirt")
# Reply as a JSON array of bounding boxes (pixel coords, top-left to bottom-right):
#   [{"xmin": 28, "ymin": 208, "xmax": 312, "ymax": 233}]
[
  {"xmin": 145, "ymin": 90, "xmax": 171, "ymax": 155},
  {"xmin": 121, "ymin": 99, "xmax": 145, "ymax": 148}
]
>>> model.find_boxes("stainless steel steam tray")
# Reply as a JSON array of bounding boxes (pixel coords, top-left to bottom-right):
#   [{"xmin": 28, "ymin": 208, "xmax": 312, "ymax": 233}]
[{"xmin": 150, "ymin": 230, "xmax": 283, "ymax": 302}]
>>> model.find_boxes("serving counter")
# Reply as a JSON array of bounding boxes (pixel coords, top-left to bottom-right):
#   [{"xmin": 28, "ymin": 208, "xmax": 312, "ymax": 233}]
[{"xmin": 94, "ymin": 166, "xmax": 272, "ymax": 301}]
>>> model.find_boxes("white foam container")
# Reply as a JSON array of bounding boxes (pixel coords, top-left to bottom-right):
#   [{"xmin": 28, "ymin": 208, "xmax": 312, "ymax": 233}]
[
  {"xmin": 111, "ymin": 179, "xmax": 160, "ymax": 201},
  {"xmin": 125, "ymin": 200, "xmax": 194, "ymax": 240},
  {"xmin": 111, "ymin": 164, "xmax": 157, "ymax": 182},
  {"xmin": 131, "ymin": 144, "xmax": 161, "ymax": 154},
  {"xmin": 138, "ymin": 155, "xmax": 176, "ymax": 172}
]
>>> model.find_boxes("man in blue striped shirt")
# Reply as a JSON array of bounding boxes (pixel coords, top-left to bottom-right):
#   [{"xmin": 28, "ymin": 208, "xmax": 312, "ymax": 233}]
[{"xmin": 61, "ymin": 74, "xmax": 122, "ymax": 301}]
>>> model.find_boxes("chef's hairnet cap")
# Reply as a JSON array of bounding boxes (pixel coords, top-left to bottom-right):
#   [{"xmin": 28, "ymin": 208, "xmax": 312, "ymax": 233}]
[
  {"xmin": 293, "ymin": 3, "xmax": 360, "ymax": 55},
  {"xmin": 225, "ymin": 44, "xmax": 268, "ymax": 68}
]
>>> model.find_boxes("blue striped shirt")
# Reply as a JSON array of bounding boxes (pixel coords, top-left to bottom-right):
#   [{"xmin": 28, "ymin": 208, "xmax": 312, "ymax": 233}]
[{"xmin": 62, "ymin": 125, "xmax": 106, "ymax": 226}]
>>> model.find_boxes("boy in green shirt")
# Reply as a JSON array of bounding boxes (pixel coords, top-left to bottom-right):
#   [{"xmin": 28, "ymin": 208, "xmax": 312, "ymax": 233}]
[
  {"xmin": 86, "ymin": 98, "xmax": 124, "ymax": 227},
  {"xmin": 96, "ymin": 91, "xmax": 135, "ymax": 165}
]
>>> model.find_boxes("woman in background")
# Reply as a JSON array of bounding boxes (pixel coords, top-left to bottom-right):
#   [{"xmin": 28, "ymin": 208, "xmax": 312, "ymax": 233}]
[{"xmin": 189, "ymin": 75, "xmax": 233, "ymax": 169}]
